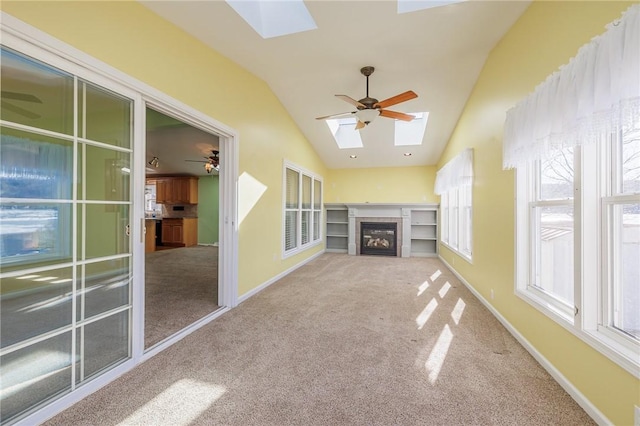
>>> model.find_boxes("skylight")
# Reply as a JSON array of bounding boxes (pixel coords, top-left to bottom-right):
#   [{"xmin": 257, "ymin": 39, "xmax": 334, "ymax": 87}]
[
  {"xmin": 327, "ymin": 117, "xmax": 363, "ymax": 149},
  {"xmin": 226, "ymin": 0, "xmax": 317, "ymax": 39},
  {"xmin": 395, "ymin": 112, "xmax": 428, "ymax": 146},
  {"xmin": 397, "ymin": 0, "xmax": 466, "ymax": 14}
]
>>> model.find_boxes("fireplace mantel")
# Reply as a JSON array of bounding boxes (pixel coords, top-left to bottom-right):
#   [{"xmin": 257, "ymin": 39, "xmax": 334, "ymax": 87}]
[{"xmin": 325, "ymin": 203, "xmax": 439, "ymax": 258}]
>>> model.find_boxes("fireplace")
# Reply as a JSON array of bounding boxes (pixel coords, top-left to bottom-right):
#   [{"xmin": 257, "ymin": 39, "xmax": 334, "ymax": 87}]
[{"xmin": 360, "ymin": 222, "xmax": 397, "ymax": 256}]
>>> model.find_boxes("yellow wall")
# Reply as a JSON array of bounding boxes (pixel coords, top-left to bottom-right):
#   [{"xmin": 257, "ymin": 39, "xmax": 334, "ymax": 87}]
[
  {"xmin": 325, "ymin": 166, "xmax": 437, "ymax": 204},
  {"xmin": 1, "ymin": 1, "xmax": 328, "ymax": 297},
  {"xmin": 4, "ymin": 0, "xmax": 639, "ymax": 423},
  {"xmin": 436, "ymin": 1, "xmax": 639, "ymax": 424}
]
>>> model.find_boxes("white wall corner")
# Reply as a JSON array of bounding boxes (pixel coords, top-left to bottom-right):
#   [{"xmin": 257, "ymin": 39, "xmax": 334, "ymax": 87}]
[{"xmin": 438, "ymin": 255, "xmax": 612, "ymax": 426}]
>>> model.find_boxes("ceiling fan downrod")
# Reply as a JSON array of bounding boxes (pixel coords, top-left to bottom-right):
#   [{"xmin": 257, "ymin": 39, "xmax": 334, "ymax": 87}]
[{"xmin": 359, "ymin": 66, "xmax": 377, "ymax": 110}]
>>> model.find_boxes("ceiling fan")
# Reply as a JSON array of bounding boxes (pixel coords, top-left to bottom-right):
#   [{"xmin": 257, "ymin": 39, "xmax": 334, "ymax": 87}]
[
  {"xmin": 316, "ymin": 66, "xmax": 418, "ymax": 130},
  {"xmin": 1, "ymin": 91, "xmax": 42, "ymax": 119},
  {"xmin": 186, "ymin": 150, "xmax": 220, "ymax": 173}
]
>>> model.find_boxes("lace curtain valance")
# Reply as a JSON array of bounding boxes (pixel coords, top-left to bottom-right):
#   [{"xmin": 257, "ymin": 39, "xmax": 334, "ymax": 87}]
[
  {"xmin": 434, "ymin": 148, "xmax": 473, "ymax": 195},
  {"xmin": 503, "ymin": 4, "xmax": 640, "ymax": 169}
]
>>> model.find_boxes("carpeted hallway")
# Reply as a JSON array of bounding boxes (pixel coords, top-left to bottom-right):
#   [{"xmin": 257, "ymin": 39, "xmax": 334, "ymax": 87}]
[
  {"xmin": 46, "ymin": 253, "xmax": 593, "ymax": 425},
  {"xmin": 145, "ymin": 245, "xmax": 219, "ymax": 348}
]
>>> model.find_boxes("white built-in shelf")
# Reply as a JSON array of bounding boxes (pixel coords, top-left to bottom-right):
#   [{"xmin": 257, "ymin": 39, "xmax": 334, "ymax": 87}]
[
  {"xmin": 325, "ymin": 205, "xmax": 348, "ymax": 253},
  {"xmin": 409, "ymin": 208, "xmax": 438, "ymax": 257}
]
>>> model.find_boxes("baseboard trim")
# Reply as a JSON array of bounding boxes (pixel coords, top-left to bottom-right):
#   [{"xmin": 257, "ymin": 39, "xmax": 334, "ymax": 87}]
[
  {"xmin": 438, "ymin": 256, "xmax": 611, "ymax": 426},
  {"xmin": 238, "ymin": 250, "xmax": 324, "ymax": 304}
]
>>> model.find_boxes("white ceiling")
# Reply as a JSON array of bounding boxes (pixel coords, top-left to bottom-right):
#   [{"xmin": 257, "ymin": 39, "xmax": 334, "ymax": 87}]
[{"xmin": 140, "ymin": 0, "xmax": 530, "ymax": 169}]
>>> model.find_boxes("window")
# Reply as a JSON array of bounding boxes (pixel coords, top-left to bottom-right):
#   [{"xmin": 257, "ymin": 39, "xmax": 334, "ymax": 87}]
[
  {"xmin": 515, "ymin": 132, "xmax": 639, "ymax": 373},
  {"xmin": 435, "ymin": 148, "xmax": 473, "ymax": 260},
  {"xmin": 600, "ymin": 129, "xmax": 640, "ymax": 343},
  {"xmin": 283, "ymin": 162, "xmax": 322, "ymax": 257},
  {"xmin": 326, "ymin": 117, "xmax": 363, "ymax": 149},
  {"xmin": 516, "ymin": 148, "xmax": 575, "ymax": 318},
  {"xmin": 441, "ymin": 192, "xmax": 449, "ymax": 245},
  {"xmin": 394, "ymin": 112, "xmax": 429, "ymax": 146},
  {"xmin": 505, "ymin": 4, "xmax": 639, "ymax": 376}
]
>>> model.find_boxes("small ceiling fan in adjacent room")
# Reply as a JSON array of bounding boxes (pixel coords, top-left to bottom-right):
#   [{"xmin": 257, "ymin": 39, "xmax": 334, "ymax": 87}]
[
  {"xmin": 1, "ymin": 91, "xmax": 42, "ymax": 119},
  {"xmin": 186, "ymin": 150, "xmax": 220, "ymax": 173},
  {"xmin": 315, "ymin": 66, "xmax": 418, "ymax": 130}
]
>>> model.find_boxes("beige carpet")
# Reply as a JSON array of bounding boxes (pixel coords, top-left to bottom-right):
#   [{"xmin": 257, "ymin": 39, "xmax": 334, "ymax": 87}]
[
  {"xmin": 47, "ymin": 254, "xmax": 593, "ymax": 426},
  {"xmin": 145, "ymin": 245, "xmax": 219, "ymax": 348}
]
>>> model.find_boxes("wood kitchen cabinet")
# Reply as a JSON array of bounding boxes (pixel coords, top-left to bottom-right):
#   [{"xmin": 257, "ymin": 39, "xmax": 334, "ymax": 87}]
[
  {"xmin": 161, "ymin": 218, "xmax": 198, "ymax": 247},
  {"xmin": 155, "ymin": 177, "xmax": 198, "ymax": 204},
  {"xmin": 144, "ymin": 219, "xmax": 156, "ymax": 253}
]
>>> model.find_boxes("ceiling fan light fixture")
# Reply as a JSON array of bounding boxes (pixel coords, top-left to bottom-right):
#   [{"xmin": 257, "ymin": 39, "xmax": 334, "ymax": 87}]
[
  {"xmin": 204, "ymin": 160, "xmax": 220, "ymax": 174},
  {"xmin": 355, "ymin": 109, "xmax": 380, "ymax": 125}
]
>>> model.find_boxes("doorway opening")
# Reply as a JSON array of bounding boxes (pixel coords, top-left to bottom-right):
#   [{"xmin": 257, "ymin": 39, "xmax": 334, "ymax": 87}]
[{"xmin": 144, "ymin": 107, "xmax": 222, "ymax": 349}]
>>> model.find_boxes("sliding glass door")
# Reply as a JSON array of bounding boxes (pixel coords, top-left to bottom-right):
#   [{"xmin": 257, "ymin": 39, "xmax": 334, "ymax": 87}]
[{"xmin": 0, "ymin": 47, "xmax": 133, "ymax": 423}]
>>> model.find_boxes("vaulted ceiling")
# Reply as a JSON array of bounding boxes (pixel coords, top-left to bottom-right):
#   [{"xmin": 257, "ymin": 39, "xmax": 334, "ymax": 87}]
[{"xmin": 140, "ymin": 0, "xmax": 530, "ymax": 169}]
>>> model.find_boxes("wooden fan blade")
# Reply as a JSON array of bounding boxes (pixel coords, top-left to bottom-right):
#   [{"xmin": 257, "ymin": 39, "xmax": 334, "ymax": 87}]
[
  {"xmin": 316, "ymin": 111, "xmax": 356, "ymax": 120},
  {"xmin": 355, "ymin": 120, "xmax": 366, "ymax": 130},
  {"xmin": 335, "ymin": 95, "xmax": 366, "ymax": 108},
  {"xmin": 374, "ymin": 90, "xmax": 417, "ymax": 109},
  {"xmin": 1, "ymin": 91, "xmax": 43, "ymax": 103},
  {"xmin": 1, "ymin": 101, "xmax": 41, "ymax": 119},
  {"xmin": 379, "ymin": 109, "xmax": 415, "ymax": 122}
]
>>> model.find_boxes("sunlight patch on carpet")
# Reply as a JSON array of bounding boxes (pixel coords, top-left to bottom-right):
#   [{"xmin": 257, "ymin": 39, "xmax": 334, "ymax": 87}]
[
  {"xmin": 451, "ymin": 298, "xmax": 466, "ymax": 325},
  {"xmin": 430, "ymin": 270, "xmax": 441, "ymax": 282},
  {"xmin": 416, "ymin": 298, "xmax": 438, "ymax": 330},
  {"xmin": 438, "ymin": 281, "xmax": 451, "ymax": 298},
  {"xmin": 119, "ymin": 379, "xmax": 226, "ymax": 425},
  {"xmin": 417, "ymin": 280, "xmax": 430, "ymax": 296},
  {"xmin": 425, "ymin": 324, "xmax": 453, "ymax": 384}
]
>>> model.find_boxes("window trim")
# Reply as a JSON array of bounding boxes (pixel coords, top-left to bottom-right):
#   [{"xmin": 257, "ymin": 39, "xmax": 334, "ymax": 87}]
[{"xmin": 282, "ymin": 161, "xmax": 323, "ymax": 259}]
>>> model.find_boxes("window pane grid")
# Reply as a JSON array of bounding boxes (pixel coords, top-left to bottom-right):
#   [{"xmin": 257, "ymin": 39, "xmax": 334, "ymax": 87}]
[
  {"xmin": 302, "ymin": 175, "xmax": 311, "ymax": 210},
  {"xmin": 439, "ymin": 184, "xmax": 472, "ymax": 259},
  {"xmin": 1, "ymin": 47, "xmax": 133, "ymax": 423},
  {"xmin": 605, "ymin": 201, "xmax": 640, "ymax": 340},
  {"xmin": 619, "ymin": 129, "xmax": 640, "ymax": 195},
  {"xmin": 441, "ymin": 193, "xmax": 449, "ymax": 244},
  {"xmin": 284, "ymin": 165, "xmax": 322, "ymax": 254},
  {"xmin": 450, "ymin": 188, "xmax": 458, "ymax": 249},
  {"xmin": 531, "ymin": 202, "xmax": 574, "ymax": 306},
  {"xmin": 539, "ymin": 148, "xmax": 574, "ymax": 201}
]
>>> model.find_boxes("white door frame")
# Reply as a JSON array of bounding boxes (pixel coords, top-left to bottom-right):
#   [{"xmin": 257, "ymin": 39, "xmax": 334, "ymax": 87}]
[
  {"xmin": 138, "ymin": 98, "xmax": 240, "ymax": 361},
  {"xmin": 2, "ymin": 11, "xmax": 239, "ymax": 426}
]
